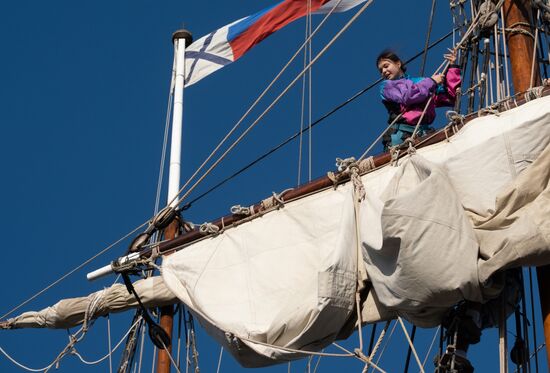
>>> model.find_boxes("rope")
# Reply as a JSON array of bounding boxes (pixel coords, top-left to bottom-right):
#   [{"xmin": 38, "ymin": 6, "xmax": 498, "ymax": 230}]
[
  {"xmin": 72, "ymin": 317, "xmax": 144, "ymax": 365},
  {"xmin": 0, "ymin": 309, "xmax": 143, "ymax": 372},
  {"xmin": 331, "ymin": 343, "xmax": 387, "ymax": 373},
  {"xmin": 173, "ymin": 0, "xmax": 375, "ymax": 210},
  {"xmin": 154, "ymin": 52, "xmax": 176, "ymax": 217},
  {"xmin": 421, "ymin": 326, "xmax": 442, "ymax": 369},
  {"xmin": 216, "ymin": 347, "xmax": 224, "ymax": 373},
  {"xmin": 0, "ymin": 221, "xmax": 147, "ymax": 321},
  {"xmin": 420, "ymin": 0, "xmax": 437, "ymax": 76},
  {"xmin": 362, "ymin": 321, "xmax": 391, "ymax": 373},
  {"xmin": 166, "ymin": 0, "xmax": 347, "ymax": 210},
  {"xmin": 230, "ymin": 204, "xmax": 252, "ymax": 216},
  {"xmin": 157, "ymin": 337, "xmax": 183, "ymax": 373},
  {"xmin": 397, "ymin": 318, "xmax": 425, "ymax": 373},
  {"xmin": 531, "ymin": 10, "xmax": 542, "ymax": 89},
  {"xmin": 178, "ymin": 30, "xmax": 455, "ymax": 211},
  {"xmin": 199, "ymin": 222, "xmax": 220, "ymax": 235},
  {"xmin": 370, "ymin": 321, "xmax": 398, "ymax": 372}
]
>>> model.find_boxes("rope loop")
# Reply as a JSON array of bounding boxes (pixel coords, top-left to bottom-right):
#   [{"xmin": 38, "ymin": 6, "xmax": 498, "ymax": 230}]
[
  {"xmin": 230, "ymin": 205, "xmax": 252, "ymax": 216},
  {"xmin": 199, "ymin": 222, "xmax": 220, "ymax": 236}
]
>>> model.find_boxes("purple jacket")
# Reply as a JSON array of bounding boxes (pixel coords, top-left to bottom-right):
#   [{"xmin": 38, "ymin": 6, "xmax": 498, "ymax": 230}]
[{"xmin": 380, "ymin": 66, "xmax": 461, "ymax": 125}]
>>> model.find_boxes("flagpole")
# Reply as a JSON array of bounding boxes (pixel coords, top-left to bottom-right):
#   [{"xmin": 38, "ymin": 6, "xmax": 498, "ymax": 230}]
[{"xmin": 157, "ymin": 28, "xmax": 192, "ymax": 373}]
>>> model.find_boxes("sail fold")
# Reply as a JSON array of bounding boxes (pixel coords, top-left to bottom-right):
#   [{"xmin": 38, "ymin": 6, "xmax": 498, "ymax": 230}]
[{"xmin": 3, "ymin": 95, "xmax": 550, "ymax": 368}]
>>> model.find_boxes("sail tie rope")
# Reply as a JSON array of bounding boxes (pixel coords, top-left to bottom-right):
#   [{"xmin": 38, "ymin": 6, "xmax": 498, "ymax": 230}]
[
  {"xmin": 389, "ymin": 147, "xmax": 401, "ymax": 167},
  {"xmin": 199, "ymin": 222, "xmax": 220, "ymax": 235},
  {"xmin": 230, "ymin": 204, "xmax": 253, "ymax": 216},
  {"xmin": 261, "ymin": 188, "xmax": 294, "ymax": 209}
]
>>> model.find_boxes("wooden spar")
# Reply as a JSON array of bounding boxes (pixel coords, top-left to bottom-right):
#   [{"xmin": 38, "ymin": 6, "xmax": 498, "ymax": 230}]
[
  {"xmin": 503, "ymin": 0, "xmax": 550, "ymax": 366},
  {"xmin": 145, "ymin": 85, "xmax": 550, "ymax": 258},
  {"xmin": 503, "ymin": 0, "xmax": 541, "ymax": 90},
  {"xmin": 156, "ymin": 221, "xmax": 179, "ymax": 373}
]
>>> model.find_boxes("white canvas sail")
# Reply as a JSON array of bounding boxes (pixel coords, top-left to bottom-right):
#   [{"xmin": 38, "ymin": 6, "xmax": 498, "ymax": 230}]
[{"xmin": 4, "ymin": 95, "xmax": 550, "ymax": 368}]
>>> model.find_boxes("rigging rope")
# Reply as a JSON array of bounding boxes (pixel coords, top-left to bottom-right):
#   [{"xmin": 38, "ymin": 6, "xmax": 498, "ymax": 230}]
[
  {"xmin": 172, "ymin": 0, "xmax": 375, "ymax": 210},
  {"xmin": 421, "ymin": 0, "xmax": 437, "ymax": 76},
  {"xmin": 181, "ymin": 30, "xmax": 455, "ymax": 211},
  {"xmin": 0, "ymin": 221, "xmax": 147, "ymax": 321},
  {"xmin": 0, "ymin": 316, "xmax": 144, "ymax": 372},
  {"xmin": 397, "ymin": 318, "xmax": 425, "ymax": 373},
  {"xmin": 166, "ymin": 0, "xmax": 347, "ymax": 210}
]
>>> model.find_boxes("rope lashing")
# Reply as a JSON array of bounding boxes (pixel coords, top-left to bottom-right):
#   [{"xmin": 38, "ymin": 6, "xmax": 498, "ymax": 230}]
[
  {"xmin": 505, "ymin": 22, "xmax": 536, "ymax": 39},
  {"xmin": 230, "ymin": 204, "xmax": 253, "ymax": 216},
  {"xmin": 261, "ymin": 188, "xmax": 294, "ymax": 209},
  {"xmin": 525, "ymin": 85, "xmax": 545, "ymax": 101},
  {"xmin": 335, "ymin": 158, "xmax": 366, "ymax": 201},
  {"xmin": 199, "ymin": 222, "xmax": 220, "ymax": 235}
]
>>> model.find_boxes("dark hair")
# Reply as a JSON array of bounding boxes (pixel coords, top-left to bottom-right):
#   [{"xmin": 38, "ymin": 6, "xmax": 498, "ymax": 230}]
[{"xmin": 376, "ymin": 50, "xmax": 407, "ymax": 73}]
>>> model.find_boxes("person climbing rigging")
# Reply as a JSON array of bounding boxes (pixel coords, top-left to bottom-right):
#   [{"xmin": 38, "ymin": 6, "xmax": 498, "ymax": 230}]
[{"xmin": 377, "ymin": 49, "xmax": 461, "ymax": 150}]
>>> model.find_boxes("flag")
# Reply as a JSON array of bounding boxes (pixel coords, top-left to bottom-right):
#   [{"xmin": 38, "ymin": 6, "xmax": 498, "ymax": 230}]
[{"xmin": 184, "ymin": 0, "xmax": 367, "ymax": 87}]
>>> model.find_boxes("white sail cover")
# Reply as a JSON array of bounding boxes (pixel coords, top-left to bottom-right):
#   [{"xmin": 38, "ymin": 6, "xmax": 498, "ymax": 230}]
[{"xmin": 162, "ymin": 95, "xmax": 550, "ymax": 366}]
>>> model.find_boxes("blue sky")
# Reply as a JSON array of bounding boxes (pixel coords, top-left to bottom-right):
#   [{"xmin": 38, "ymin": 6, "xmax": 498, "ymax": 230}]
[{"xmin": 0, "ymin": 1, "xmax": 546, "ymax": 372}]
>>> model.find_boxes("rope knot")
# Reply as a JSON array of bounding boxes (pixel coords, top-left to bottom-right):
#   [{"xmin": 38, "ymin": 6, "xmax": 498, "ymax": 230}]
[
  {"xmin": 230, "ymin": 204, "xmax": 252, "ymax": 216},
  {"xmin": 199, "ymin": 222, "xmax": 220, "ymax": 235}
]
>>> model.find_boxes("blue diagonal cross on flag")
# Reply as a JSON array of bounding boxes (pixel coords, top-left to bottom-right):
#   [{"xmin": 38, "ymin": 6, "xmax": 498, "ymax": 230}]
[{"xmin": 183, "ymin": 0, "xmax": 367, "ymax": 87}]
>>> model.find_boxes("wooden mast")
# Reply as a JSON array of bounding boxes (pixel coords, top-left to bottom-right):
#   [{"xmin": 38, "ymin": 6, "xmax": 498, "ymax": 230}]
[{"xmin": 502, "ymin": 0, "xmax": 549, "ymax": 366}]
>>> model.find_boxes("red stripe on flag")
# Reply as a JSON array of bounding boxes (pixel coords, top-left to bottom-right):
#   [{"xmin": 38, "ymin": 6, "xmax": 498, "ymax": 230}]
[{"xmin": 229, "ymin": 0, "xmax": 330, "ymax": 60}]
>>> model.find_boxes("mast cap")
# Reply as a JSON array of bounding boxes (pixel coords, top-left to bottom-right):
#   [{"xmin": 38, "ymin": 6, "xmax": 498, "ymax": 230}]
[{"xmin": 172, "ymin": 29, "xmax": 193, "ymax": 46}]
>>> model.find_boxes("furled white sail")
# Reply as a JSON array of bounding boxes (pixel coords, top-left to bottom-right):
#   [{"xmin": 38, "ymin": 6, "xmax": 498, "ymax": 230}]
[
  {"xmin": 3, "ymin": 95, "xmax": 550, "ymax": 368},
  {"xmin": 1, "ymin": 277, "xmax": 176, "ymax": 330},
  {"xmin": 161, "ymin": 94, "xmax": 550, "ymax": 366}
]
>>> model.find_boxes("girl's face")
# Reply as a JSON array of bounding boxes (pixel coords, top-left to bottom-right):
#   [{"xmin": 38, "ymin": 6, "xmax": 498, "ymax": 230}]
[{"xmin": 377, "ymin": 59, "xmax": 403, "ymax": 80}]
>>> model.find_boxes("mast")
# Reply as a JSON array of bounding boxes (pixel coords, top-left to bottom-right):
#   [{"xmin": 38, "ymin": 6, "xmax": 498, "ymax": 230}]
[
  {"xmin": 157, "ymin": 28, "xmax": 193, "ymax": 373},
  {"xmin": 502, "ymin": 0, "xmax": 549, "ymax": 366}
]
